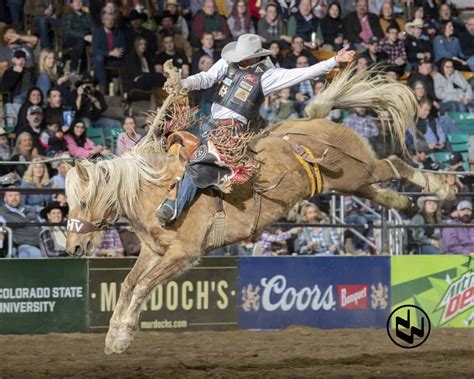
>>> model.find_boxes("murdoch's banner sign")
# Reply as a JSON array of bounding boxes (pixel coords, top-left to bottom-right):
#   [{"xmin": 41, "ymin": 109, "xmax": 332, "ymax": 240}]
[{"xmin": 238, "ymin": 257, "xmax": 391, "ymax": 329}]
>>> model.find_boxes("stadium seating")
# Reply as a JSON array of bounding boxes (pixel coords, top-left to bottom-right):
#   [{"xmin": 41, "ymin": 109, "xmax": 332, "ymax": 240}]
[
  {"xmin": 86, "ymin": 128, "xmax": 106, "ymax": 146},
  {"xmin": 103, "ymin": 128, "xmax": 123, "ymax": 152}
]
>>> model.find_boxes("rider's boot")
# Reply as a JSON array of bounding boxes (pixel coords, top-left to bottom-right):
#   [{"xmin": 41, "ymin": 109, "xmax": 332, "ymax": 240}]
[{"xmin": 156, "ymin": 171, "xmax": 198, "ymax": 226}]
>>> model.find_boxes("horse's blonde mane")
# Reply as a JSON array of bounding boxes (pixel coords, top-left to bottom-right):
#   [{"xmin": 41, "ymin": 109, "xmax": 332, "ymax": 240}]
[{"xmin": 66, "ymin": 139, "xmax": 176, "ymax": 220}]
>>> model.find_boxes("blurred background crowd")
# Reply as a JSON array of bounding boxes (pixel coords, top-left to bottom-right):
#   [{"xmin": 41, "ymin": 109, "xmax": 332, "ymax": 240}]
[{"xmin": 0, "ymin": 0, "xmax": 472, "ymax": 258}]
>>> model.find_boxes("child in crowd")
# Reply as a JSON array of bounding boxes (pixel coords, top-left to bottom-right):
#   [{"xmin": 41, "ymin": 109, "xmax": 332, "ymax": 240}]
[
  {"xmin": 39, "ymin": 120, "xmax": 66, "ymax": 157},
  {"xmin": 260, "ymin": 88, "xmax": 298, "ymax": 124}
]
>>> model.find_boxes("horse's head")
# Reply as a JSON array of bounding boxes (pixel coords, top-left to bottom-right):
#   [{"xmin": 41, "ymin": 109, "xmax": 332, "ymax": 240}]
[{"xmin": 65, "ymin": 161, "xmax": 119, "ymax": 257}]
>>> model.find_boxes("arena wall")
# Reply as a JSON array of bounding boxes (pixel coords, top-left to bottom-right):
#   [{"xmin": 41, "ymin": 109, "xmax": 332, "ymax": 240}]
[{"xmin": 0, "ymin": 256, "xmax": 472, "ymax": 334}]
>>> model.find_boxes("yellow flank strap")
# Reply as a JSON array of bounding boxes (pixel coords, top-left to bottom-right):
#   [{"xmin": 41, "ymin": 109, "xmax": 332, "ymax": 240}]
[{"xmin": 293, "ymin": 146, "xmax": 323, "ymax": 197}]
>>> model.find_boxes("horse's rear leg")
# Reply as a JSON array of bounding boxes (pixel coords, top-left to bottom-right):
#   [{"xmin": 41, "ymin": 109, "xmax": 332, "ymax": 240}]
[
  {"xmin": 371, "ymin": 156, "xmax": 453, "ymax": 200},
  {"xmin": 352, "ymin": 184, "xmax": 414, "ymax": 215},
  {"xmin": 104, "ymin": 245, "xmax": 161, "ymax": 355},
  {"xmin": 106, "ymin": 247, "xmax": 197, "ymax": 355}
]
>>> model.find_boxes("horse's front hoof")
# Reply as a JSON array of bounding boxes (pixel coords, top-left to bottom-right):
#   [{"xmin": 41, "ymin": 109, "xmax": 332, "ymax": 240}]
[{"xmin": 105, "ymin": 326, "xmax": 133, "ymax": 355}]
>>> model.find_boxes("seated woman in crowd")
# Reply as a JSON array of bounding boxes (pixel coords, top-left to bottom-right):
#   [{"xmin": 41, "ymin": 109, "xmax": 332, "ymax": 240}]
[
  {"xmin": 268, "ymin": 41, "xmax": 285, "ymax": 67},
  {"xmin": 116, "ymin": 116, "xmax": 142, "ymax": 156},
  {"xmin": 296, "ymin": 202, "xmax": 340, "ymax": 255},
  {"xmin": 11, "ymin": 132, "xmax": 38, "ymax": 177},
  {"xmin": 39, "ymin": 201, "xmax": 68, "ymax": 257},
  {"xmin": 434, "ymin": 59, "xmax": 473, "ymax": 113},
  {"xmin": 124, "ymin": 36, "xmax": 166, "ymax": 92},
  {"xmin": 36, "ymin": 48, "xmax": 72, "ymax": 105},
  {"xmin": 415, "ymin": 98, "xmax": 446, "ymax": 151},
  {"xmin": 379, "ymin": 2, "xmax": 405, "ymax": 37},
  {"xmin": 433, "ymin": 21, "xmax": 470, "ymax": 71},
  {"xmin": 411, "ymin": 196, "xmax": 443, "ymax": 254},
  {"xmin": 320, "ymin": 2, "xmax": 345, "ymax": 51},
  {"xmin": 14, "ymin": 87, "xmax": 43, "ymax": 133},
  {"xmin": 20, "ymin": 159, "xmax": 52, "ymax": 212},
  {"xmin": 64, "ymin": 119, "xmax": 109, "ymax": 158},
  {"xmin": 227, "ymin": 0, "xmax": 255, "ymax": 39}
]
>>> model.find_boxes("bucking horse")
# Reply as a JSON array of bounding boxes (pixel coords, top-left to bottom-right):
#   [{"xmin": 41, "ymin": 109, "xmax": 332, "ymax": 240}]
[{"xmin": 65, "ymin": 63, "xmax": 453, "ymax": 354}]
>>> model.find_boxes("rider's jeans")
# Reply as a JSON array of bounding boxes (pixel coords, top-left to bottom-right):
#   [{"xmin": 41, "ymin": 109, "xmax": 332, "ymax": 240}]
[{"xmin": 176, "ymin": 171, "xmax": 198, "ymax": 217}]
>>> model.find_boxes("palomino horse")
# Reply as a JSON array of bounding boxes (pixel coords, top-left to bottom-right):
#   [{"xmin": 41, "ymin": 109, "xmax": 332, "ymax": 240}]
[{"xmin": 65, "ymin": 66, "xmax": 452, "ymax": 354}]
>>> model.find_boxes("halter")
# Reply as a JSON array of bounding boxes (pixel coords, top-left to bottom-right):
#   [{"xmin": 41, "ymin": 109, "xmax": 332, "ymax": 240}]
[{"xmin": 66, "ymin": 217, "xmax": 110, "ymax": 234}]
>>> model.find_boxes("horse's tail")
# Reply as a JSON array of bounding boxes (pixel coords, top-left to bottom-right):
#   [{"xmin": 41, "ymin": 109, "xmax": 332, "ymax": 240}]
[{"xmin": 305, "ymin": 64, "xmax": 417, "ymax": 154}]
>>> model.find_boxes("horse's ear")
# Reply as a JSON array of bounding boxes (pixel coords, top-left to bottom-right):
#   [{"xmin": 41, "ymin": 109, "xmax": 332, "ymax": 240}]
[{"xmin": 75, "ymin": 161, "xmax": 89, "ymax": 182}]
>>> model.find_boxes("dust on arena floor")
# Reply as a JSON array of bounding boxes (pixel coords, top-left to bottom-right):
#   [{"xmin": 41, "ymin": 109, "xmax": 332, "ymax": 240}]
[{"xmin": 0, "ymin": 328, "xmax": 472, "ymax": 378}]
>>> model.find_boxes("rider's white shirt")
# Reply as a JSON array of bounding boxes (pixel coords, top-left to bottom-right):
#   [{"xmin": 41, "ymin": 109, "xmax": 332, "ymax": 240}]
[{"xmin": 182, "ymin": 57, "xmax": 338, "ymax": 123}]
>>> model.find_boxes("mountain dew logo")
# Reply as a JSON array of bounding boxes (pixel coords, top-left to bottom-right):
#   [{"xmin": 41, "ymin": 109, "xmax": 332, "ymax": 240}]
[{"xmin": 435, "ymin": 270, "xmax": 474, "ymax": 325}]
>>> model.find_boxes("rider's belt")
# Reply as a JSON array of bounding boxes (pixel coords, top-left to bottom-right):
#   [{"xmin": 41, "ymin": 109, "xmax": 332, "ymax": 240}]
[
  {"xmin": 214, "ymin": 118, "xmax": 247, "ymax": 134},
  {"xmin": 282, "ymin": 135, "xmax": 323, "ymax": 197}
]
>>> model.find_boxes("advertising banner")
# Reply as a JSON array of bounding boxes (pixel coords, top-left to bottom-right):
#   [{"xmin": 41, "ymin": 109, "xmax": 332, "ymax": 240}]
[
  {"xmin": 239, "ymin": 257, "xmax": 391, "ymax": 329},
  {"xmin": 391, "ymin": 256, "xmax": 473, "ymax": 328},
  {"xmin": 88, "ymin": 257, "xmax": 238, "ymax": 332},
  {"xmin": 0, "ymin": 259, "xmax": 88, "ymax": 334}
]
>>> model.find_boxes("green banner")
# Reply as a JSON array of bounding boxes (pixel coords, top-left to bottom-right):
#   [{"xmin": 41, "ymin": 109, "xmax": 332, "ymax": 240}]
[
  {"xmin": 88, "ymin": 257, "xmax": 238, "ymax": 332},
  {"xmin": 0, "ymin": 259, "xmax": 88, "ymax": 334},
  {"xmin": 391, "ymin": 256, "xmax": 473, "ymax": 328}
]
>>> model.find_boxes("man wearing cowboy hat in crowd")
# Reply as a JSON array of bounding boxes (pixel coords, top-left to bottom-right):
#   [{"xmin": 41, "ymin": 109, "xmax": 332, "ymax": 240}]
[
  {"xmin": 442, "ymin": 200, "xmax": 474, "ymax": 255},
  {"xmin": 404, "ymin": 19, "xmax": 432, "ymax": 69},
  {"xmin": 157, "ymin": 33, "xmax": 355, "ymax": 225},
  {"xmin": 39, "ymin": 201, "xmax": 69, "ymax": 257}
]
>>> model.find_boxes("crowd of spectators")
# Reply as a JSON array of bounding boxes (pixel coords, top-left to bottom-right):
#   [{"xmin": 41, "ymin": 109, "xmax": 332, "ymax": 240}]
[{"xmin": 0, "ymin": 0, "xmax": 472, "ymax": 258}]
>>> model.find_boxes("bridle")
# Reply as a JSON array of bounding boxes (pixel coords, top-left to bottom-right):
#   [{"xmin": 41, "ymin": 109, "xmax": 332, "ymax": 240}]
[{"xmin": 66, "ymin": 216, "xmax": 114, "ymax": 234}]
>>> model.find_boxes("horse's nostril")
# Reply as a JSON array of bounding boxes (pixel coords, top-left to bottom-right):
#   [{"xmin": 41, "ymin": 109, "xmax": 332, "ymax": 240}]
[{"xmin": 73, "ymin": 245, "xmax": 83, "ymax": 256}]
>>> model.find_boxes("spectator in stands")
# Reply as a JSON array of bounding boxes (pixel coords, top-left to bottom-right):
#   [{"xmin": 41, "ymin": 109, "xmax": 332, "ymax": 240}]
[
  {"xmin": 283, "ymin": 35, "xmax": 317, "ymax": 69},
  {"xmin": 116, "ymin": 116, "xmax": 142, "ymax": 156},
  {"xmin": 37, "ymin": 49, "xmax": 72, "ymax": 103},
  {"xmin": 296, "ymin": 202, "xmax": 340, "ymax": 255},
  {"xmin": 73, "ymin": 74, "xmax": 121, "ymax": 129},
  {"xmin": 191, "ymin": 33, "xmax": 220, "ymax": 74},
  {"xmin": 157, "ymin": 11, "xmax": 193, "ymax": 59},
  {"xmin": 1, "ymin": 50, "xmax": 36, "ymax": 103},
  {"xmin": 92, "ymin": 12, "xmax": 128, "ymax": 89},
  {"xmin": 39, "ymin": 201, "xmax": 69, "ymax": 257},
  {"xmin": 15, "ymin": 87, "xmax": 43, "ymax": 133},
  {"xmin": 354, "ymin": 55, "xmax": 368, "ymax": 74},
  {"xmin": 0, "ymin": 25, "xmax": 38, "ymax": 69},
  {"xmin": 6, "ymin": 0, "xmax": 24, "ymax": 25},
  {"xmin": 124, "ymin": 36, "xmax": 166, "ymax": 91},
  {"xmin": 39, "ymin": 119, "xmax": 66, "ymax": 156},
  {"xmin": 291, "ymin": 55, "xmax": 314, "ymax": 116},
  {"xmin": 0, "ymin": 127, "xmax": 12, "ymax": 161},
  {"xmin": 256, "ymin": 226, "xmax": 300, "ymax": 256},
  {"xmin": 93, "ymin": 227, "xmax": 125, "ymax": 257},
  {"xmin": 378, "ymin": 1, "xmax": 404, "ymax": 35},
  {"xmin": 435, "ymin": 3, "xmax": 466, "ymax": 37},
  {"xmin": 126, "ymin": 10, "xmax": 157, "ymax": 60},
  {"xmin": 269, "ymin": 41, "xmax": 285, "ymax": 67},
  {"xmin": 410, "ymin": 140, "xmax": 440, "ymax": 171},
  {"xmin": 64, "ymin": 119, "xmax": 109, "ymax": 158},
  {"xmin": 442, "ymin": 200, "xmax": 474, "ymax": 255},
  {"xmin": 0, "ymin": 188, "xmax": 43, "ymax": 258},
  {"xmin": 260, "ymin": 88, "xmax": 298, "ymax": 123},
  {"xmin": 51, "ymin": 160, "xmax": 70, "ymax": 188},
  {"xmin": 93, "ymin": 0, "xmax": 123, "ymax": 28},
  {"xmin": 27, "ymin": 0, "xmax": 63, "ymax": 49},
  {"xmin": 227, "ymin": 0, "xmax": 255, "ymax": 39},
  {"xmin": 442, "ymin": 169, "xmax": 469, "ymax": 217},
  {"xmin": 361, "ymin": 36, "xmax": 387, "ymax": 66},
  {"xmin": 257, "ymin": 3, "xmax": 290, "ymax": 47},
  {"xmin": 287, "ymin": 0, "xmax": 322, "ymax": 49},
  {"xmin": 191, "ymin": 55, "xmax": 216, "ymax": 116},
  {"xmin": 369, "ymin": 111, "xmax": 401, "ymax": 158},
  {"xmin": 62, "ymin": 0, "xmax": 93, "ymax": 74},
  {"xmin": 43, "ymin": 87, "xmax": 68, "ymax": 130},
  {"xmin": 16, "ymin": 105, "xmax": 46, "ymax": 155},
  {"xmin": 20, "ymin": 159, "xmax": 52, "ymax": 211},
  {"xmin": 434, "ymin": 59, "xmax": 472, "ymax": 113},
  {"xmin": 344, "ymin": 107, "xmax": 379, "ymax": 139},
  {"xmin": 411, "ymin": 195, "xmax": 443, "ymax": 255},
  {"xmin": 407, "ymin": 59, "xmax": 438, "ymax": 106},
  {"xmin": 415, "ymin": 99, "xmax": 446, "ymax": 152},
  {"xmin": 433, "ymin": 21, "xmax": 470, "ymax": 71},
  {"xmin": 191, "ymin": 0, "xmax": 231, "ymax": 48},
  {"xmin": 164, "ymin": 0, "xmax": 190, "ymax": 39},
  {"xmin": 460, "ymin": 16, "xmax": 474, "ymax": 71},
  {"xmin": 11, "ymin": 132, "xmax": 38, "ymax": 177},
  {"xmin": 343, "ymin": 0, "xmax": 383, "ymax": 49},
  {"xmin": 379, "ymin": 25, "xmax": 407, "ymax": 77},
  {"xmin": 154, "ymin": 31, "xmax": 190, "ymax": 78},
  {"xmin": 320, "ymin": 2, "xmax": 345, "ymax": 51},
  {"xmin": 404, "ymin": 19, "xmax": 432, "ymax": 69}
]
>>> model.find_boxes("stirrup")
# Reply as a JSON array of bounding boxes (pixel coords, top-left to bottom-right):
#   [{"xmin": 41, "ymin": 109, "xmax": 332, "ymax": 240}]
[{"xmin": 156, "ymin": 199, "xmax": 178, "ymax": 226}]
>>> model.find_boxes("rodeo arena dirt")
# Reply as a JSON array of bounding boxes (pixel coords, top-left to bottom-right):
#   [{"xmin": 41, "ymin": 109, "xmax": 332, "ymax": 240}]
[{"xmin": 1, "ymin": 2, "xmax": 474, "ymax": 377}]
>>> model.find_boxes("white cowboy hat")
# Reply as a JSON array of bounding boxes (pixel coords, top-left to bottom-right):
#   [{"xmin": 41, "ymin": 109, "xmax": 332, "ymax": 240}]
[
  {"xmin": 221, "ymin": 34, "xmax": 273, "ymax": 63},
  {"xmin": 405, "ymin": 19, "xmax": 424, "ymax": 33},
  {"xmin": 417, "ymin": 195, "xmax": 439, "ymax": 210}
]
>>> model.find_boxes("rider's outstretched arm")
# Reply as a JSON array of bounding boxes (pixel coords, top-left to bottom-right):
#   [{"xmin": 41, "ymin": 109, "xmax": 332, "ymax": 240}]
[{"xmin": 182, "ymin": 58, "xmax": 229, "ymax": 91}]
